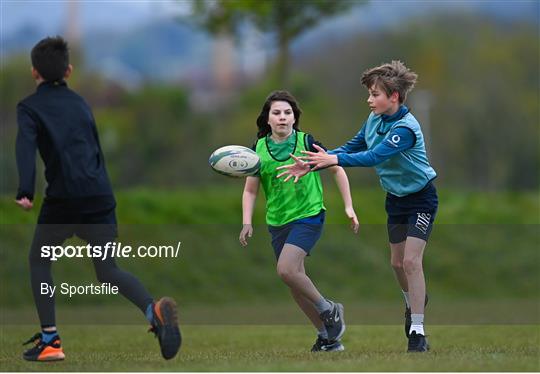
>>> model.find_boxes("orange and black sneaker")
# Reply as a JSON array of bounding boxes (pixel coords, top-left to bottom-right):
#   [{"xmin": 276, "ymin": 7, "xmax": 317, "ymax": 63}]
[
  {"xmin": 148, "ymin": 297, "xmax": 181, "ymax": 360},
  {"xmin": 22, "ymin": 332, "xmax": 65, "ymax": 362}
]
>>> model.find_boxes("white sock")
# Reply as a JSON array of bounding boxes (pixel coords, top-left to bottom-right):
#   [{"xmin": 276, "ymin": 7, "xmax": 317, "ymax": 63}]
[
  {"xmin": 409, "ymin": 314, "xmax": 425, "ymax": 335},
  {"xmin": 317, "ymin": 326, "xmax": 328, "ymax": 339},
  {"xmin": 314, "ymin": 297, "xmax": 332, "ymax": 314},
  {"xmin": 401, "ymin": 290, "xmax": 410, "ymax": 308}
]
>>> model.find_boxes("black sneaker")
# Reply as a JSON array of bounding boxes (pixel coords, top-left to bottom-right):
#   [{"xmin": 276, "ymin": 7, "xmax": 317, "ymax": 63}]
[
  {"xmin": 405, "ymin": 293, "xmax": 429, "ymax": 338},
  {"xmin": 407, "ymin": 331, "xmax": 429, "ymax": 352},
  {"xmin": 311, "ymin": 335, "xmax": 345, "ymax": 352},
  {"xmin": 22, "ymin": 332, "xmax": 65, "ymax": 361},
  {"xmin": 149, "ymin": 297, "xmax": 182, "ymax": 360},
  {"xmin": 319, "ymin": 301, "xmax": 345, "ymax": 341}
]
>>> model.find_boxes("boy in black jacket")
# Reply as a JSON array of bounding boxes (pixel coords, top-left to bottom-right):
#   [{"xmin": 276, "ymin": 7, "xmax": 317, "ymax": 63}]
[{"xmin": 16, "ymin": 36, "xmax": 181, "ymax": 361}]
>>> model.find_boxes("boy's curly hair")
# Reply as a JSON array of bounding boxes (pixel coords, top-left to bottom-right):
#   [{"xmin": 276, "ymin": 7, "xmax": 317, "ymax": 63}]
[{"xmin": 361, "ymin": 60, "xmax": 418, "ymax": 104}]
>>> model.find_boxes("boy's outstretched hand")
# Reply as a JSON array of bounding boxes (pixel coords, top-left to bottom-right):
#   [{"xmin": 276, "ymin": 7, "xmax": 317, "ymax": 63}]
[
  {"xmin": 300, "ymin": 144, "xmax": 339, "ymax": 170},
  {"xmin": 276, "ymin": 153, "xmax": 310, "ymax": 183},
  {"xmin": 346, "ymin": 206, "xmax": 360, "ymax": 234},
  {"xmin": 15, "ymin": 197, "xmax": 33, "ymax": 210}
]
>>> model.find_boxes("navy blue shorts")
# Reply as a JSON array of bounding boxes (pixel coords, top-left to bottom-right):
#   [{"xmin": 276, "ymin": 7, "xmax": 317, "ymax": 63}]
[
  {"xmin": 37, "ymin": 195, "xmax": 118, "ymax": 242},
  {"xmin": 386, "ymin": 182, "xmax": 438, "ymax": 244},
  {"xmin": 268, "ymin": 210, "xmax": 325, "ymax": 260}
]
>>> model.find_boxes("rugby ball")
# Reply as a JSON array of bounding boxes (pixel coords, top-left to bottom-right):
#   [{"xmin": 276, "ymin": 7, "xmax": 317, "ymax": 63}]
[{"xmin": 209, "ymin": 145, "xmax": 260, "ymax": 177}]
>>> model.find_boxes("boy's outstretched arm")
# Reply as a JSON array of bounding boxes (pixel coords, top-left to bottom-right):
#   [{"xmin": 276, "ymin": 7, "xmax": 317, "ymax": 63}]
[
  {"xmin": 239, "ymin": 176, "xmax": 260, "ymax": 246},
  {"xmin": 15, "ymin": 105, "xmax": 38, "ymax": 210},
  {"xmin": 310, "ymin": 127, "xmax": 415, "ymax": 168},
  {"xmin": 328, "ymin": 166, "xmax": 359, "ymax": 234},
  {"xmin": 329, "ymin": 124, "xmax": 368, "ymax": 155}
]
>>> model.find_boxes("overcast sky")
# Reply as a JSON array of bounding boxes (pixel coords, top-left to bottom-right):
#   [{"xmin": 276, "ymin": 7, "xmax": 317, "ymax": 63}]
[
  {"xmin": 2, "ymin": 0, "xmax": 537, "ymax": 39},
  {"xmin": 1, "ymin": 1, "xmax": 189, "ymax": 36}
]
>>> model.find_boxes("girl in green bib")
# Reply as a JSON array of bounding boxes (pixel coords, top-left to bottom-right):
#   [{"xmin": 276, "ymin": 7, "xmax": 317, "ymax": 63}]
[{"xmin": 239, "ymin": 91, "xmax": 359, "ymax": 352}]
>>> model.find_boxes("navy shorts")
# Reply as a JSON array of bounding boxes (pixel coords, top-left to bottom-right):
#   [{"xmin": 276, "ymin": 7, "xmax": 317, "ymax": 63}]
[
  {"xmin": 386, "ymin": 182, "xmax": 438, "ymax": 244},
  {"xmin": 37, "ymin": 195, "xmax": 118, "ymax": 242},
  {"xmin": 268, "ymin": 210, "xmax": 325, "ymax": 260}
]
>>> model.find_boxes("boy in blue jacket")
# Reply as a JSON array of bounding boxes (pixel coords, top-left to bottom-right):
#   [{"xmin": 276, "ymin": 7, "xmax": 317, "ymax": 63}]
[{"xmin": 278, "ymin": 61, "xmax": 437, "ymax": 352}]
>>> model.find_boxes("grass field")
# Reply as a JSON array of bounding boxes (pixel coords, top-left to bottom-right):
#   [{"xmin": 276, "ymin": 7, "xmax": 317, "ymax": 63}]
[
  {"xmin": 1, "ymin": 188, "xmax": 538, "ymax": 371},
  {"xmin": 1, "ymin": 187, "xmax": 539, "ymax": 225},
  {"xmin": 1, "ymin": 325, "xmax": 538, "ymax": 371}
]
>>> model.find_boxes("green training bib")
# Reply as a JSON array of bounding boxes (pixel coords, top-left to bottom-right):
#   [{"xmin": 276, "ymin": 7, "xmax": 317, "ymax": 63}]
[{"xmin": 255, "ymin": 131, "xmax": 325, "ymax": 226}]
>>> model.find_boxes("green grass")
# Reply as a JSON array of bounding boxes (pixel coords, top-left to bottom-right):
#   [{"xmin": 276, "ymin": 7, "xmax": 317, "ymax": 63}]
[
  {"xmin": 1, "ymin": 187, "xmax": 539, "ymax": 224},
  {"xmin": 2, "ymin": 301, "xmax": 539, "ymax": 326},
  {"xmin": 2, "ymin": 222, "xmax": 538, "ymax": 306},
  {"xmin": 1, "ymin": 188, "xmax": 539, "ymax": 306},
  {"xmin": 1, "ymin": 187, "xmax": 538, "ymax": 371},
  {"xmin": 1, "ymin": 325, "xmax": 538, "ymax": 371}
]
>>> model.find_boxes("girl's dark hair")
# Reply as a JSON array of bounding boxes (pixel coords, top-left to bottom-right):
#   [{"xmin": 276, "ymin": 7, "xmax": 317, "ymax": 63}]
[
  {"xmin": 256, "ymin": 90, "xmax": 302, "ymax": 138},
  {"xmin": 31, "ymin": 36, "xmax": 70, "ymax": 82}
]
